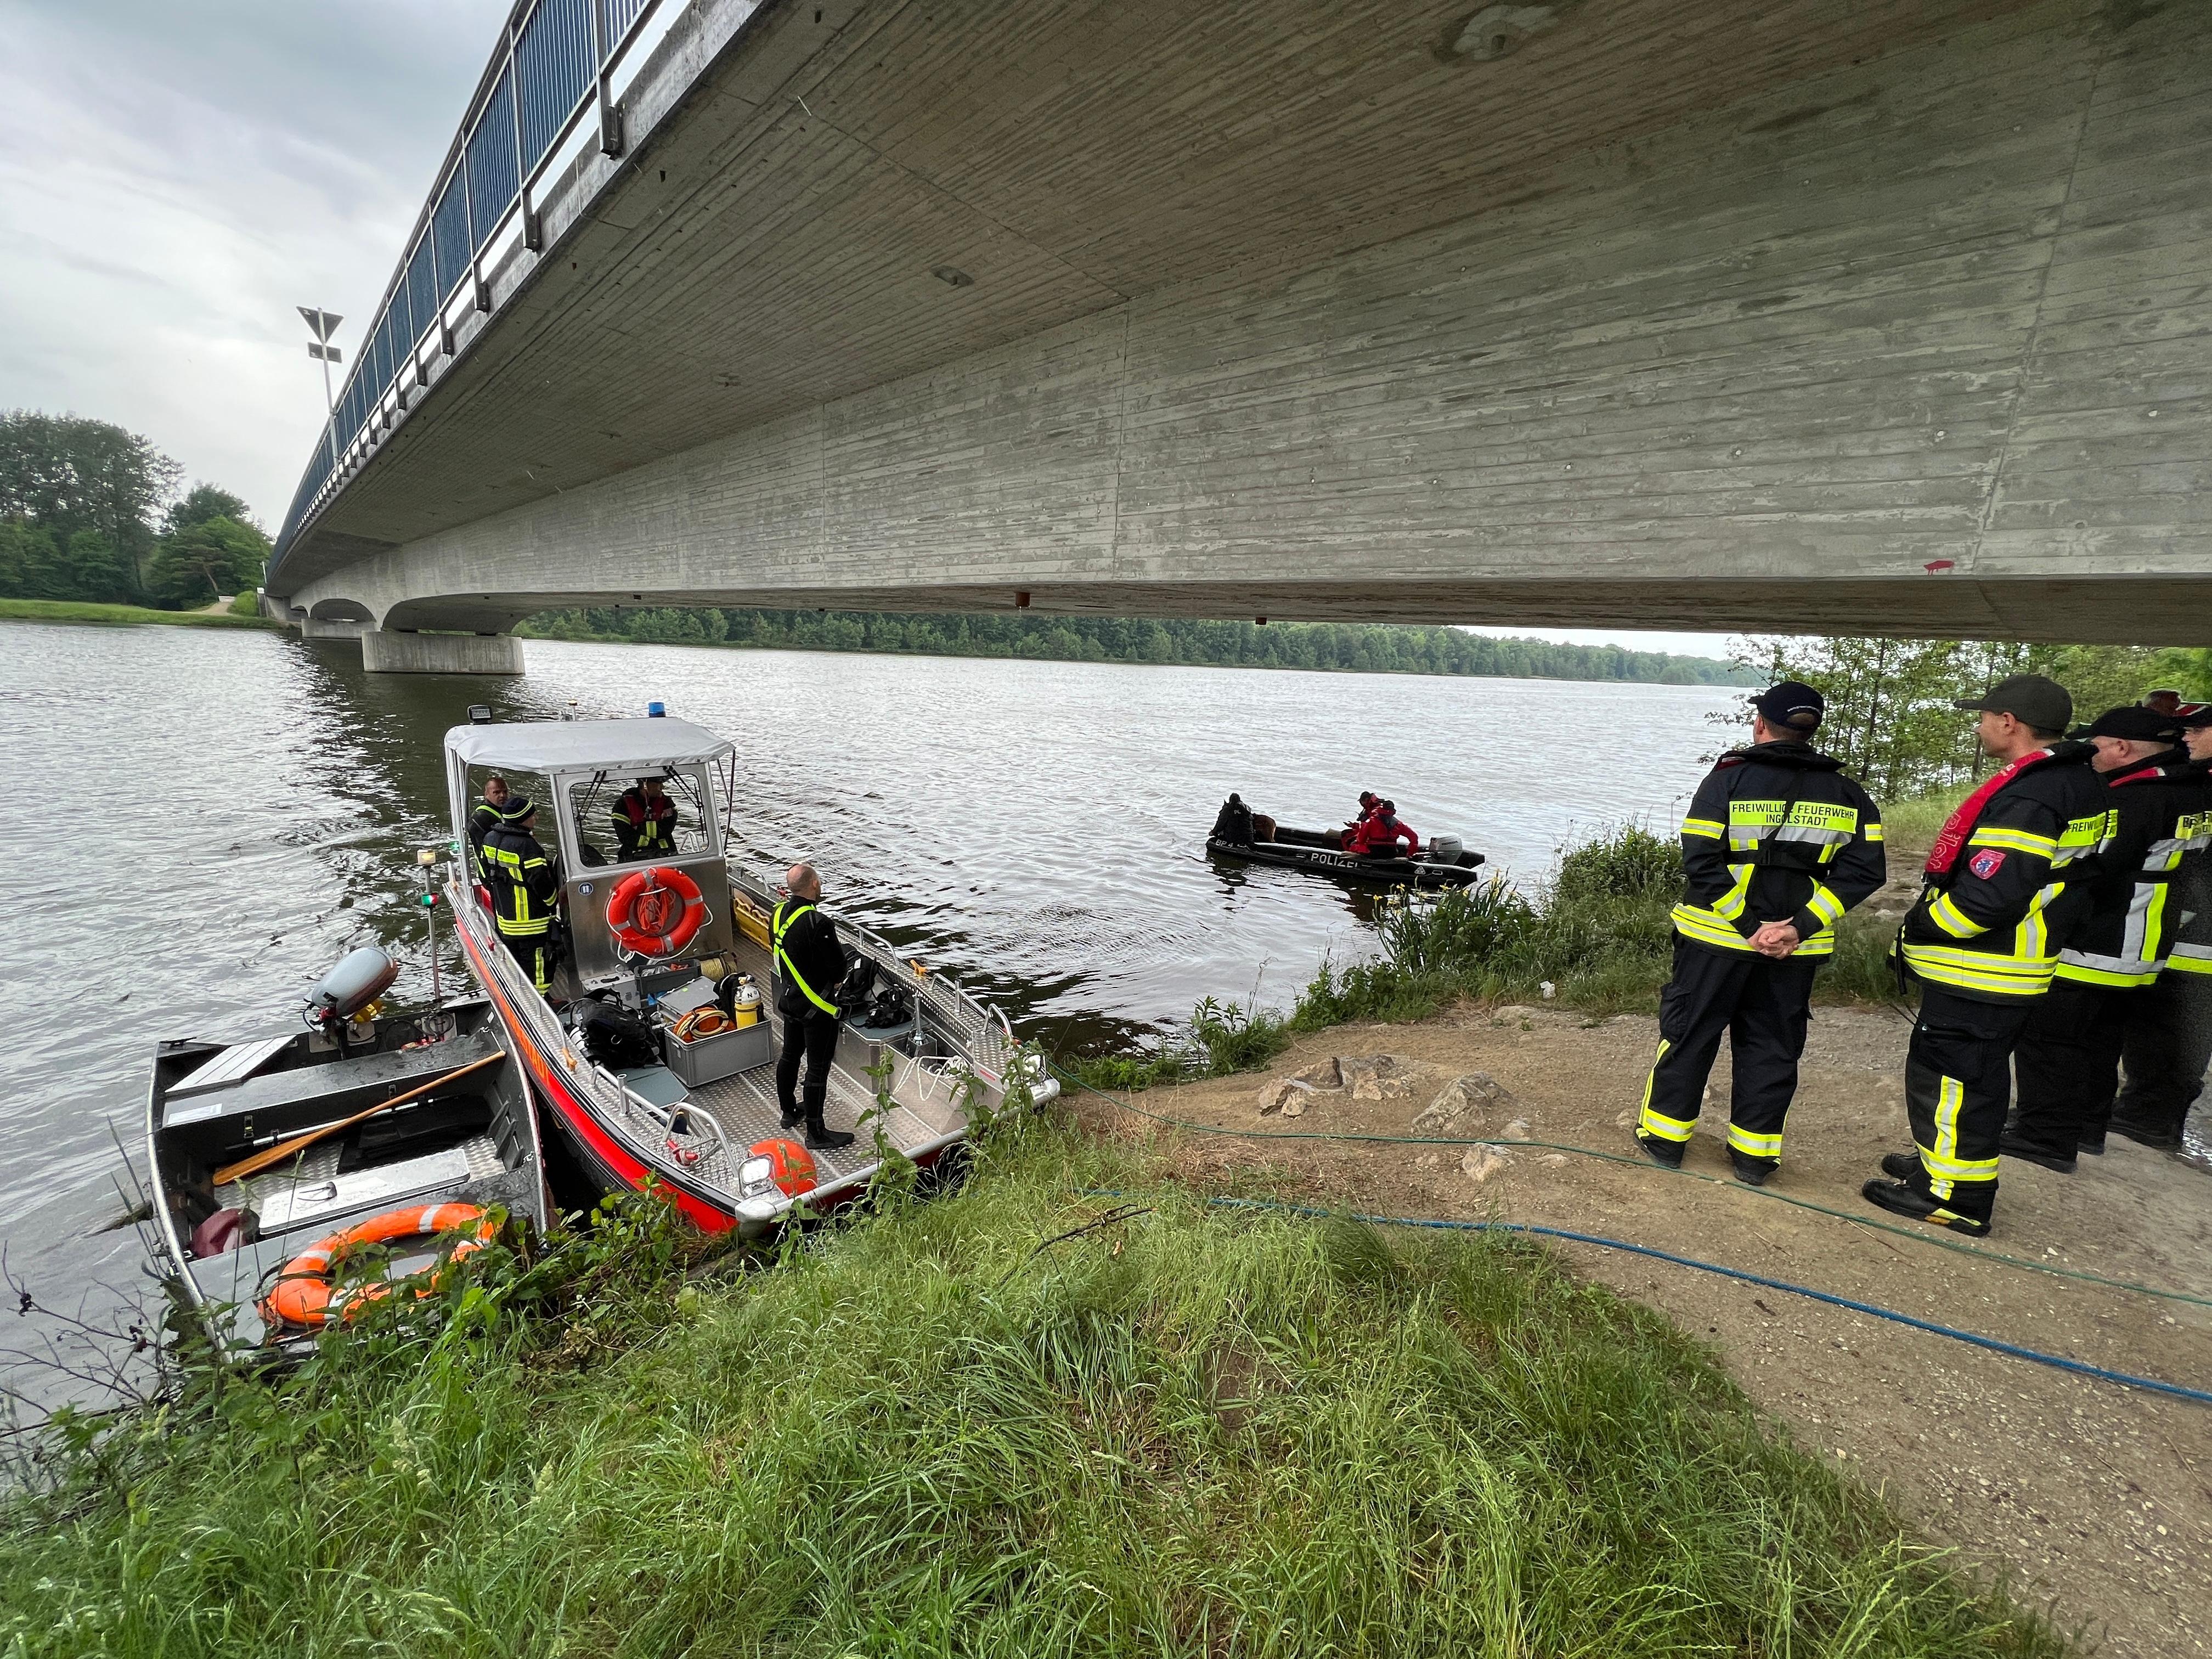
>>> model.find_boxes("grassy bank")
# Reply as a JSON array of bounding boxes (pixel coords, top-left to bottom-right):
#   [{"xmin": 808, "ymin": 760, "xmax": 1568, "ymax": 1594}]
[
  {"xmin": 0, "ymin": 597, "xmax": 273, "ymax": 630},
  {"xmin": 0, "ymin": 1124, "xmax": 2062, "ymax": 1656},
  {"xmin": 1075, "ymin": 823, "xmax": 1913, "ymax": 1092}
]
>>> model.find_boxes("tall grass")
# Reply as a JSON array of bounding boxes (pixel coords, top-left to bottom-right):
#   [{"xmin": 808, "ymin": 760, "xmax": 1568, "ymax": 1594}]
[{"xmin": 0, "ymin": 1126, "xmax": 2066, "ymax": 1657}]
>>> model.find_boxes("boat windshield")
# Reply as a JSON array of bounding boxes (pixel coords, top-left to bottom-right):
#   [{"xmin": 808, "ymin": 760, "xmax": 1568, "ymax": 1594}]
[{"xmin": 565, "ymin": 765, "xmax": 719, "ymax": 867}]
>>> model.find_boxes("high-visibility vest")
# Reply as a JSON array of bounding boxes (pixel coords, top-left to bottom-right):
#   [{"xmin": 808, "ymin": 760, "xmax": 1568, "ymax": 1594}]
[{"xmin": 772, "ymin": 901, "xmax": 840, "ymax": 1015}]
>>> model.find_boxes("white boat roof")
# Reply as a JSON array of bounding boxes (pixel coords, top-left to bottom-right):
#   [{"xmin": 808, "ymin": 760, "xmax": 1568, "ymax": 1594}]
[{"xmin": 443, "ymin": 716, "xmax": 733, "ymax": 772}]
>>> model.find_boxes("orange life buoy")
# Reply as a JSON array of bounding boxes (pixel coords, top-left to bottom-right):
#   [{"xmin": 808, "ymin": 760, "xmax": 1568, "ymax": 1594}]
[
  {"xmin": 606, "ymin": 866, "xmax": 707, "ymax": 958},
  {"xmin": 672, "ymin": 1006, "xmax": 732, "ymax": 1042},
  {"xmin": 259, "ymin": 1203, "xmax": 498, "ymax": 1330}
]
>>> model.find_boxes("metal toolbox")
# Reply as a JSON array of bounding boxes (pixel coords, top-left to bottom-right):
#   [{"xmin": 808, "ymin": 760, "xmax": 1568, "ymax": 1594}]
[{"xmin": 662, "ymin": 1018, "xmax": 772, "ymax": 1086}]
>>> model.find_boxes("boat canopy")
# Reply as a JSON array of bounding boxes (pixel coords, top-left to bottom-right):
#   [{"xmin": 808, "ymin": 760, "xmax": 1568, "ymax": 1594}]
[{"xmin": 443, "ymin": 717, "xmax": 734, "ymax": 774}]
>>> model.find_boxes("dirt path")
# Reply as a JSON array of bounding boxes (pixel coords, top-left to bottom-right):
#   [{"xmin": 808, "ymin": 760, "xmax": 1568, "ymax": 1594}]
[{"xmin": 1073, "ymin": 1002, "xmax": 2212, "ymax": 1657}]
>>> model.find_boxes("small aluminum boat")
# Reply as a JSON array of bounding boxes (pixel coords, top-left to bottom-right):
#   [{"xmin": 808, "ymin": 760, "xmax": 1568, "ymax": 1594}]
[
  {"xmin": 142, "ymin": 955, "xmax": 549, "ymax": 1353},
  {"xmin": 1208, "ymin": 821, "xmax": 1487, "ymax": 889},
  {"xmin": 442, "ymin": 711, "xmax": 1053, "ymax": 1238}
]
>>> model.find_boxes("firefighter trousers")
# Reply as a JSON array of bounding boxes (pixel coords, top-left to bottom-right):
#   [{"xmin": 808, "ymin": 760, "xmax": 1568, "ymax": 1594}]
[
  {"xmin": 2010, "ymin": 978, "xmax": 2144, "ymax": 1159},
  {"xmin": 1903, "ymin": 986, "xmax": 2031, "ymax": 1224},
  {"xmin": 776, "ymin": 1010, "xmax": 840, "ymax": 1125},
  {"xmin": 499, "ymin": 928, "xmax": 556, "ymax": 995},
  {"xmin": 1638, "ymin": 936, "xmax": 1818, "ymax": 1171},
  {"xmin": 2114, "ymin": 970, "xmax": 2212, "ymax": 1142}
]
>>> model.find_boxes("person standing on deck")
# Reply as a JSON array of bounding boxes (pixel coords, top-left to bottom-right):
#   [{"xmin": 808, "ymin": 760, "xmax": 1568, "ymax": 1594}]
[
  {"xmin": 1861, "ymin": 675, "xmax": 2107, "ymax": 1236},
  {"xmin": 772, "ymin": 862, "xmax": 856, "ymax": 1151},
  {"xmin": 2111, "ymin": 704, "xmax": 2212, "ymax": 1150},
  {"xmin": 1635, "ymin": 681, "xmax": 1885, "ymax": 1186},
  {"xmin": 611, "ymin": 775, "xmax": 680, "ymax": 861},
  {"xmin": 466, "ymin": 774, "xmax": 509, "ymax": 875},
  {"xmin": 2004, "ymin": 704, "xmax": 2199, "ymax": 1171},
  {"xmin": 482, "ymin": 797, "xmax": 562, "ymax": 996}
]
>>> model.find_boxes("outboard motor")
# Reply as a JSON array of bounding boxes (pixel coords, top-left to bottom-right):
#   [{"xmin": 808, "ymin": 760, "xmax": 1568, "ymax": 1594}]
[{"xmin": 302, "ymin": 945, "xmax": 399, "ymax": 1050}]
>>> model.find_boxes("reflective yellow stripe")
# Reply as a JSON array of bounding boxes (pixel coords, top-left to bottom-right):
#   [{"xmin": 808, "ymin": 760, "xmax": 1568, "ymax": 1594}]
[
  {"xmin": 2054, "ymin": 961, "xmax": 2157, "ymax": 988},
  {"xmin": 1864, "ymin": 823, "xmax": 1884, "ymax": 844},
  {"xmin": 2168, "ymin": 953, "xmax": 2212, "ymax": 975},
  {"xmin": 1966, "ymin": 825, "xmax": 2056, "ymax": 856},
  {"xmin": 1726, "ymin": 1124, "xmax": 1782, "ymax": 1159},
  {"xmin": 1899, "ymin": 944, "xmax": 2055, "ymax": 997},
  {"xmin": 1681, "ymin": 817, "xmax": 1724, "ymax": 839},
  {"xmin": 1669, "ymin": 905, "xmax": 1757, "ymax": 951},
  {"xmin": 1804, "ymin": 883, "xmax": 1846, "ymax": 928},
  {"xmin": 1638, "ymin": 1042, "xmax": 1695, "ymax": 1141},
  {"xmin": 772, "ymin": 901, "xmax": 841, "ymax": 1015},
  {"xmin": 1927, "ymin": 893, "xmax": 1983, "ymax": 939},
  {"xmin": 1712, "ymin": 865, "xmax": 1754, "ymax": 921}
]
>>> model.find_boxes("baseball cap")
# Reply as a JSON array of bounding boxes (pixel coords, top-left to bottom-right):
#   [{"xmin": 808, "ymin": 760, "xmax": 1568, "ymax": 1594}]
[
  {"xmin": 1953, "ymin": 673, "xmax": 2071, "ymax": 735},
  {"xmin": 1752, "ymin": 680, "xmax": 1824, "ymax": 732},
  {"xmin": 2076, "ymin": 705, "xmax": 2184, "ymax": 743}
]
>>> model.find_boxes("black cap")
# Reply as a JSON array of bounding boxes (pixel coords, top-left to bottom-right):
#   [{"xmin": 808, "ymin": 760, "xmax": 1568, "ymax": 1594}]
[
  {"xmin": 2178, "ymin": 702, "xmax": 2212, "ymax": 729},
  {"xmin": 1752, "ymin": 680, "xmax": 1824, "ymax": 733},
  {"xmin": 500, "ymin": 796, "xmax": 537, "ymax": 823},
  {"xmin": 2076, "ymin": 705, "xmax": 2183, "ymax": 744},
  {"xmin": 1953, "ymin": 673, "xmax": 2072, "ymax": 735}
]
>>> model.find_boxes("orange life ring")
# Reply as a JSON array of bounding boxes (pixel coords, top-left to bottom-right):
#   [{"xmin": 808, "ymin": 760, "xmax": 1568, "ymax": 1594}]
[
  {"xmin": 259, "ymin": 1203, "xmax": 497, "ymax": 1330},
  {"xmin": 672, "ymin": 1006, "xmax": 732, "ymax": 1041},
  {"xmin": 606, "ymin": 866, "xmax": 707, "ymax": 958}
]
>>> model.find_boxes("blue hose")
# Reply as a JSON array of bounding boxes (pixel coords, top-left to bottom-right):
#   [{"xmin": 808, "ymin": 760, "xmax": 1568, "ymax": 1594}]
[{"xmin": 1200, "ymin": 1196, "xmax": 2212, "ymax": 1408}]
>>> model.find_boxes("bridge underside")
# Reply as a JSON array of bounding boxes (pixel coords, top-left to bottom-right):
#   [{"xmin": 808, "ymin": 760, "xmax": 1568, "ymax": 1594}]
[{"xmin": 273, "ymin": 0, "xmax": 2212, "ymax": 665}]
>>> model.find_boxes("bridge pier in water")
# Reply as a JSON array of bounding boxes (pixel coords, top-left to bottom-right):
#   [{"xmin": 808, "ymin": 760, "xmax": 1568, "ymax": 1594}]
[{"xmin": 356, "ymin": 630, "xmax": 525, "ymax": 676}]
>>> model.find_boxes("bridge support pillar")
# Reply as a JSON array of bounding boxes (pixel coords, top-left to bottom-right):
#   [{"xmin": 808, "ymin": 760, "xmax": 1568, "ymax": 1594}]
[
  {"xmin": 359, "ymin": 630, "xmax": 525, "ymax": 675},
  {"xmin": 299, "ymin": 616, "xmax": 366, "ymax": 641}
]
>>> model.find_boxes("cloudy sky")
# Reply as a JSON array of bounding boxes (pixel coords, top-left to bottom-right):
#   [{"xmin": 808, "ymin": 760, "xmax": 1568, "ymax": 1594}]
[{"xmin": 0, "ymin": 2, "xmax": 1734, "ymax": 658}]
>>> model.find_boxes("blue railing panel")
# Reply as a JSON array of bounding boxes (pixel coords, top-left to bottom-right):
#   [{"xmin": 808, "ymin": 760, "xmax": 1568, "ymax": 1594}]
[
  {"xmin": 431, "ymin": 177, "xmax": 472, "ymax": 296},
  {"xmin": 275, "ymin": 0, "xmax": 693, "ymax": 565},
  {"xmin": 465, "ymin": 65, "xmax": 521, "ymax": 249},
  {"xmin": 518, "ymin": 0, "xmax": 594, "ymax": 171},
  {"xmin": 404, "ymin": 238, "xmax": 438, "ymax": 349}
]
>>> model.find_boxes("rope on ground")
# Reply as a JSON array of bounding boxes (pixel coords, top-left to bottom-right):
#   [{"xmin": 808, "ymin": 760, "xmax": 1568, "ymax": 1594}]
[
  {"xmin": 1052, "ymin": 1065, "xmax": 2212, "ymax": 1312},
  {"xmin": 1191, "ymin": 1195, "xmax": 2212, "ymax": 1408}
]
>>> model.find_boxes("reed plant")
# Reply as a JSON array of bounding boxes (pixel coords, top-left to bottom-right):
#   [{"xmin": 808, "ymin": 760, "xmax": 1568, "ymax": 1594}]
[{"xmin": 0, "ymin": 1125, "xmax": 2066, "ymax": 1657}]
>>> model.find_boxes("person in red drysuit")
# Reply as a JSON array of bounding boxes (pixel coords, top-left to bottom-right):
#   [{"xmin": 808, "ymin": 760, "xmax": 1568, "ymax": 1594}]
[{"xmin": 1349, "ymin": 800, "xmax": 1420, "ymax": 857}]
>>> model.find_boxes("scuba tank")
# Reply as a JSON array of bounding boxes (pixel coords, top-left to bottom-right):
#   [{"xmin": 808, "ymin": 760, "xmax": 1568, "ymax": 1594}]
[{"xmin": 719, "ymin": 972, "xmax": 763, "ymax": 1028}]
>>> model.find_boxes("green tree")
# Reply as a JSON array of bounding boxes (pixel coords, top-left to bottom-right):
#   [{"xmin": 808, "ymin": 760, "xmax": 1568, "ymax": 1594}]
[
  {"xmin": 144, "ymin": 514, "xmax": 270, "ymax": 608},
  {"xmin": 0, "ymin": 410, "xmax": 180, "ymax": 592},
  {"xmin": 161, "ymin": 482, "xmax": 256, "ymax": 538}
]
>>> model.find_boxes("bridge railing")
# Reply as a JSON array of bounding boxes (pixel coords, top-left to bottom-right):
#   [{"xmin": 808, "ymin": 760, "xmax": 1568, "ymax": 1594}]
[{"xmin": 271, "ymin": 0, "xmax": 691, "ymax": 578}]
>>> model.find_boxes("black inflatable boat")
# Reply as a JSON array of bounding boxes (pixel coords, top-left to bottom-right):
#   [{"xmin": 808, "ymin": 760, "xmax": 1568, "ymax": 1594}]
[{"xmin": 1206, "ymin": 822, "xmax": 1486, "ymax": 889}]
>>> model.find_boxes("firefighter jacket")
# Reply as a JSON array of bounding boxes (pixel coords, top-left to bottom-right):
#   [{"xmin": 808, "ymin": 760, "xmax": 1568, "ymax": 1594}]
[
  {"xmin": 2164, "ymin": 757, "xmax": 2212, "ymax": 979},
  {"xmin": 482, "ymin": 822, "xmax": 561, "ymax": 939},
  {"xmin": 612, "ymin": 787, "xmax": 679, "ymax": 859},
  {"xmin": 1900, "ymin": 743, "xmax": 2107, "ymax": 1001},
  {"xmin": 2056, "ymin": 750, "xmax": 2212, "ymax": 988},
  {"xmin": 772, "ymin": 899, "xmax": 851, "ymax": 1019},
  {"xmin": 466, "ymin": 798, "xmax": 503, "ymax": 871},
  {"xmin": 1671, "ymin": 741, "xmax": 1885, "ymax": 959}
]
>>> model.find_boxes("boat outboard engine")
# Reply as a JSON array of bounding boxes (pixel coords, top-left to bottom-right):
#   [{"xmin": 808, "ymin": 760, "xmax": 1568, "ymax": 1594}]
[
  {"xmin": 1426, "ymin": 834, "xmax": 1464, "ymax": 866},
  {"xmin": 302, "ymin": 945, "xmax": 399, "ymax": 1051}
]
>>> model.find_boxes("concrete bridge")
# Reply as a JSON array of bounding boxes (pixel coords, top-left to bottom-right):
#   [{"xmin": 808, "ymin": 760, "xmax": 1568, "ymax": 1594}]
[{"xmin": 268, "ymin": 0, "xmax": 2212, "ymax": 671}]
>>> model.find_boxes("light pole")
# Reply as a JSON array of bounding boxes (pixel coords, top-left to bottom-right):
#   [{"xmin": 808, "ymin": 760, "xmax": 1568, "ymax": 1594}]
[{"xmin": 298, "ymin": 307, "xmax": 343, "ymax": 469}]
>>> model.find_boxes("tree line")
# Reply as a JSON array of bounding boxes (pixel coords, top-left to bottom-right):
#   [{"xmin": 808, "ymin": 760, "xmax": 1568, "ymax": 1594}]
[
  {"xmin": 1724, "ymin": 635, "xmax": 2209, "ymax": 799},
  {"xmin": 0, "ymin": 411, "xmax": 270, "ymax": 610},
  {"xmin": 520, "ymin": 606, "xmax": 1760, "ymax": 686}
]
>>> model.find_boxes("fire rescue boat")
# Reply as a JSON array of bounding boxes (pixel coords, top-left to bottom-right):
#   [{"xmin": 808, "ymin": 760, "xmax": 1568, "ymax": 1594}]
[{"xmin": 442, "ymin": 709, "xmax": 1051, "ymax": 1237}]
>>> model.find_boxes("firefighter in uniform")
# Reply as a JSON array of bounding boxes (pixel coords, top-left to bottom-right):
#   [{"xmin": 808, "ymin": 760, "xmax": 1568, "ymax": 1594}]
[
  {"xmin": 1635, "ymin": 681, "xmax": 1885, "ymax": 1184},
  {"xmin": 2112, "ymin": 704, "xmax": 2212, "ymax": 1149},
  {"xmin": 481, "ymin": 796, "xmax": 563, "ymax": 995},
  {"xmin": 771, "ymin": 862, "xmax": 856, "ymax": 1150},
  {"xmin": 2006, "ymin": 705, "xmax": 2198, "ymax": 1170},
  {"xmin": 466, "ymin": 774, "xmax": 509, "ymax": 876},
  {"xmin": 611, "ymin": 776, "xmax": 679, "ymax": 861},
  {"xmin": 1862, "ymin": 675, "xmax": 2107, "ymax": 1235}
]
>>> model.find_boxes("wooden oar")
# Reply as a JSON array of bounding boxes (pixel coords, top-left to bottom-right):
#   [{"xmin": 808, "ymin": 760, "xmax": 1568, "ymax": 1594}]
[{"xmin": 211, "ymin": 1050, "xmax": 506, "ymax": 1187}]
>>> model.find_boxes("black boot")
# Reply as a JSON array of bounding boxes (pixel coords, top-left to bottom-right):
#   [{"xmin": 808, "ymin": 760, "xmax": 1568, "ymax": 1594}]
[
  {"xmin": 2108, "ymin": 1112, "xmax": 2183, "ymax": 1152},
  {"xmin": 1880, "ymin": 1150, "xmax": 1921, "ymax": 1181},
  {"xmin": 1861, "ymin": 1178, "xmax": 1991, "ymax": 1237},
  {"xmin": 804, "ymin": 1111, "xmax": 854, "ymax": 1151},
  {"xmin": 1633, "ymin": 1132, "xmax": 1684, "ymax": 1169},
  {"xmin": 1997, "ymin": 1131, "xmax": 2075, "ymax": 1175},
  {"xmin": 1728, "ymin": 1151, "xmax": 1774, "ymax": 1187},
  {"xmin": 778, "ymin": 1102, "xmax": 803, "ymax": 1131}
]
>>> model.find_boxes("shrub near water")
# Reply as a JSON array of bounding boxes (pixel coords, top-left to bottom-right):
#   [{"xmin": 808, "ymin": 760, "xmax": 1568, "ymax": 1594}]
[{"xmin": 0, "ymin": 1127, "xmax": 2062, "ymax": 1657}]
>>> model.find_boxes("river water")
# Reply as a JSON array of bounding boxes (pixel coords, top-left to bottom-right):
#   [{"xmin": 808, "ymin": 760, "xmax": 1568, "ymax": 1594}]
[{"xmin": 0, "ymin": 619, "xmax": 1735, "ymax": 1372}]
